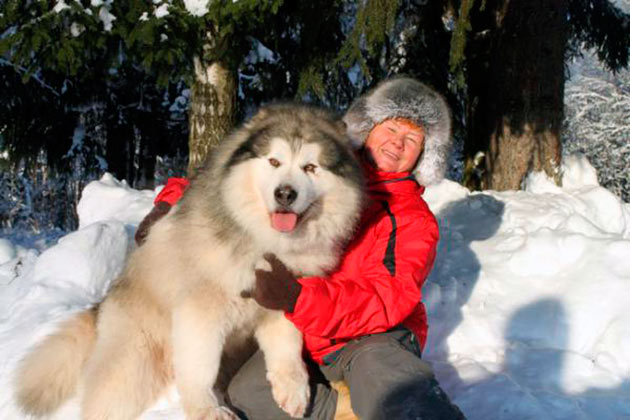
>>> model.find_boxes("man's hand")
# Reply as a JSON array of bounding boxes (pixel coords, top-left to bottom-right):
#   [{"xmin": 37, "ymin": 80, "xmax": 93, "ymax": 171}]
[
  {"xmin": 241, "ymin": 254, "xmax": 302, "ymax": 313},
  {"xmin": 134, "ymin": 201, "xmax": 171, "ymax": 245}
]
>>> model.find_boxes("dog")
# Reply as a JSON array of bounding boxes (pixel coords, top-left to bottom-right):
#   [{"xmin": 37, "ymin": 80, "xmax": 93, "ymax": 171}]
[{"xmin": 15, "ymin": 104, "xmax": 364, "ymax": 419}]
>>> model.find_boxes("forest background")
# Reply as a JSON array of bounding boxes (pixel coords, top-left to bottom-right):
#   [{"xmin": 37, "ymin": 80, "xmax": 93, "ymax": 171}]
[{"xmin": 1, "ymin": 0, "xmax": 629, "ymax": 243}]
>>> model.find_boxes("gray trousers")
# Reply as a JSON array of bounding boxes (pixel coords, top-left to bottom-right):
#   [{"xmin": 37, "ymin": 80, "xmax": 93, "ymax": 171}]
[{"xmin": 226, "ymin": 329, "xmax": 465, "ymax": 420}]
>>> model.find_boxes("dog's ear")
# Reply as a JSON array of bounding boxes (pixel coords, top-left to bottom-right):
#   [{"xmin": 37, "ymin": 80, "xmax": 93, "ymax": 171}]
[
  {"xmin": 246, "ymin": 107, "xmax": 271, "ymax": 126},
  {"xmin": 334, "ymin": 118, "xmax": 347, "ymax": 135}
]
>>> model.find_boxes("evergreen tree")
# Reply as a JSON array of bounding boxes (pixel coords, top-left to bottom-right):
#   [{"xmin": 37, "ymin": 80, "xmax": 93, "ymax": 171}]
[
  {"xmin": 0, "ymin": 0, "xmax": 287, "ymax": 176},
  {"xmin": 450, "ymin": 0, "xmax": 630, "ymax": 190},
  {"xmin": 4, "ymin": 0, "xmax": 625, "ymax": 198},
  {"xmin": 0, "ymin": 1, "xmax": 192, "ymax": 185}
]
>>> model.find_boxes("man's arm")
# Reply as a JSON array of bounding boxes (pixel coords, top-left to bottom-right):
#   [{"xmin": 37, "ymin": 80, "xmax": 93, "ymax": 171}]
[
  {"xmin": 286, "ymin": 213, "xmax": 438, "ymax": 339},
  {"xmin": 248, "ymin": 211, "xmax": 439, "ymax": 339},
  {"xmin": 134, "ymin": 177, "xmax": 189, "ymax": 245}
]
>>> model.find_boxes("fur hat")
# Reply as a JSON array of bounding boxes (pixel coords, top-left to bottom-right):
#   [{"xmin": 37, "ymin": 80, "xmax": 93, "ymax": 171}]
[{"xmin": 343, "ymin": 77, "xmax": 452, "ymax": 186}]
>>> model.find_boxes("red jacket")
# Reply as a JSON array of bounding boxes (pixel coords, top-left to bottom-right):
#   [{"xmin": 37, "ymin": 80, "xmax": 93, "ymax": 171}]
[
  {"xmin": 286, "ymin": 167, "xmax": 439, "ymax": 364},
  {"xmin": 155, "ymin": 170, "xmax": 439, "ymax": 365},
  {"xmin": 154, "ymin": 177, "xmax": 189, "ymax": 205}
]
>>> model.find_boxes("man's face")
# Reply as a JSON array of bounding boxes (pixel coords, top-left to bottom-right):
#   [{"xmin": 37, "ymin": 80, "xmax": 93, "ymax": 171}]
[{"xmin": 364, "ymin": 118, "xmax": 425, "ymax": 173}]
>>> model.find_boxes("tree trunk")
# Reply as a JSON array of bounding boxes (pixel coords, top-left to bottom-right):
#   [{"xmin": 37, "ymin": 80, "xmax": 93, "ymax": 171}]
[
  {"xmin": 465, "ymin": 0, "xmax": 567, "ymax": 190},
  {"xmin": 105, "ymin": 116, "xmax": 133, "ymax": 183},
  {"xmin": 187, "ymin": 58, "xmax": 237, "ymax": 177}
]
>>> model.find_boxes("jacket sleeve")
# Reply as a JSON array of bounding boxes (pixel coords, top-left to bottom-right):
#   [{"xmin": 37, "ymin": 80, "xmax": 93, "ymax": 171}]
[
  {"xmin": 286, "ymin": 210, "xmax": 439, "ymax": 340},
  {"xmin": 154, "ymin": 177, "xmax": 189, "ymax": 205}
]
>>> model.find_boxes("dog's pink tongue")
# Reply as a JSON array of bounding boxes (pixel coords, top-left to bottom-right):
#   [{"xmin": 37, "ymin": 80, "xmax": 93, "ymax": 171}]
[{"xmin": 271, "ymin": 212, "xmax": 298, "ymax": 232}]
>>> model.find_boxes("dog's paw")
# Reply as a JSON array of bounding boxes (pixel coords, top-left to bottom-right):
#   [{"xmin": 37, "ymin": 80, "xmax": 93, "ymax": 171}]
[{"xmin": 267, "ymin": 365, "xmax": 310, "ymax": 418}]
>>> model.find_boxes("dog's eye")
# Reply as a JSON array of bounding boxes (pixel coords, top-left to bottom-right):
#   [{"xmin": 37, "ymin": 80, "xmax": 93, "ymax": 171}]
[
  {"xmin": 303, "ymin": 163, "xmax": 317, "ymax": 174},
  {"xmin": 268, "ymin": 158, "xmax": 281, "ymax": 168}
]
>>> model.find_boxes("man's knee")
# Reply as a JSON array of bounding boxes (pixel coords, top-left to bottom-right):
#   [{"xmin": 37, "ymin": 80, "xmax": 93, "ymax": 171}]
[
  {"xmin": 348, "ymin": 335, "xmax": 433, "ymax": 378},
  {"xmin": 342, "ymin": 337, "xmax": 458, "ymax": 419}
]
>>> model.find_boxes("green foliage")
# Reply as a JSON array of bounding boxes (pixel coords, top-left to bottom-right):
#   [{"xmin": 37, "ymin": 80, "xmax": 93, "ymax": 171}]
[
  {"xmin": 202, "ymin": 0, "xmax": 286, "ymax": 67},
  {"xmin": 297, "ymin": 64, "xmax": 326, "ymax": 100},
  {"xmin": 447, "ymin": 0, "xmax": 629, "ymax": 91},
  {"xmin": 336, "ymin": 0, "xmax": 400, "ymax": 79},
  {"xmin": 235, "ymin": 0, "xmax": 350, "ymax": 106},
  {"xmin": 1, "ymin": 0, "xmax": 287, "ymax": 86},
  {"xmin": 1, "ymin": 0, "xmax": 116, "ymax": 78},
  {"xmin": 567, "ymin": 0, "xmax": 630, "ymax": 72},
  {"xmin": 123, "ymin": 2, "xmax": 203, "ymax": 85},
  {"xmin": 0, "ymin": 0, "xmax": 296, "ymax": 180}
]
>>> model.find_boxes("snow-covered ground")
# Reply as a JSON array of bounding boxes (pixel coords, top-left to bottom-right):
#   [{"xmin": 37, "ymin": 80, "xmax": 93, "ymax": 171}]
[{"xmin": 1, "ymin": 156, "xmax": 630, "ymax": 419}]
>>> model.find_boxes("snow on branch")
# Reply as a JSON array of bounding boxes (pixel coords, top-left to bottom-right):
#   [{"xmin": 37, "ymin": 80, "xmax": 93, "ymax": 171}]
[{"xmin": 183, "ymin": 0, "xmax": 210, "ymax": 17}]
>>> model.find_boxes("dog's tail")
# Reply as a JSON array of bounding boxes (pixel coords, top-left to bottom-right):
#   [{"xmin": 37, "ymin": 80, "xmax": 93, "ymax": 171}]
[{"xmin": 14, "ymin": 308, "xmax": 98, "ymax": 416}]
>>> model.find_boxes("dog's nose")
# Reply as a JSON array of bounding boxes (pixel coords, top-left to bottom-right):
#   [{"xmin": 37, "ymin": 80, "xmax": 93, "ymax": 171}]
[{"xmin": 274, "ymin": 185, "xmax": 298, "ymax": 206}]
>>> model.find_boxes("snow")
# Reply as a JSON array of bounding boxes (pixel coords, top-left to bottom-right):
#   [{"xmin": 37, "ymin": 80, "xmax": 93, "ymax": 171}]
[
  {"xmin": 90, "ymin": 0, "xmax": 111, "ymax": 7},
  {"xmin": 75, "ymin": 173, "xmax": 156, "ymax": 230},
  {"xmin": 154, "ymin": 3, "xmax": 170, "ymax": 18},
  {"xmin": 53, "ymin": 0, "xmax": 71, "ymax": 13},
  {"xmin": 243, "ymin": 38, "xmax": 279, "ymax": 65},
  {"xmin": 97, "ymin": 6, "xmax": 116, "ymax": 32},
  {"xmin": 64, "ymin": 123, "xmax": 86, "ymax": 159},
  {"xmin": 0, "ymin": 239, "xmax": 16, "ymax": 265},
  {"xmin": 183, "ymin": 0, "xmax": 209, "ymax": 17},
  {"xmin": 70, "ymin": 22, "xmax": 85, "ymax": 37},
  {"xmin": 563, "ymin": 51, "xmax": 630, "ymax": 202},
  {"xmin": 422, "ymin": 155, "xmax": 630, "ymax": 419},
  {"xmin": 1, "ymin": 155, "xmax": 630, "ymax": 419}
]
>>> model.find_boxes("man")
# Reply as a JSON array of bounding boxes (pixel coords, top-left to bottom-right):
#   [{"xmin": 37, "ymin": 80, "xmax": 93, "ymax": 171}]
[
  {"xmin": 229, "ymin": 77, "xmax": 464, "ymax": 419},
  {"xmin": 136, "ymin": 77, "xmax": 464, "ymax": 419}
]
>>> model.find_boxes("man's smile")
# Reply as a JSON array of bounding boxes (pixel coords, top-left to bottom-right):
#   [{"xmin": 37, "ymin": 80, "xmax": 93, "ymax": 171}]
[{"xmin": 381, "ymin": 149, "xmax": 401, "ymax": 161}]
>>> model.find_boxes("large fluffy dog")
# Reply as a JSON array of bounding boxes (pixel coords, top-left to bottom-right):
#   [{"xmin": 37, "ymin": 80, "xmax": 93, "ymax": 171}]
[{"xmin": 15, "ymin": 104, "xmax": 364, "ymax": 419}]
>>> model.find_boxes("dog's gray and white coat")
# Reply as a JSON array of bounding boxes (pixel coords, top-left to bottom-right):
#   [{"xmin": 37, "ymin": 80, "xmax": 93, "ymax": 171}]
[{"xmin": 15, "ymin": 104, "xmax": 364, "ymax": 420}]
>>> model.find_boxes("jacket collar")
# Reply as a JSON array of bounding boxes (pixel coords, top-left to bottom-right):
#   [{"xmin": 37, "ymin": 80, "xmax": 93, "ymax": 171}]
[{"xmin": 361, "ymin": 160, "xmax": 425, "ymax": 196}]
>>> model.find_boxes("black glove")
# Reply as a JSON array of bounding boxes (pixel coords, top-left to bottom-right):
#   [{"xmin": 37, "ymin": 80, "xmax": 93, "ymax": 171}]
[
  {"xmin": 241, "ymin": 253, "xmax": 302, "ymax": 313},
  {"xmin": 134, "ymin": 201, "xmax": 171, "ymax": 245}
]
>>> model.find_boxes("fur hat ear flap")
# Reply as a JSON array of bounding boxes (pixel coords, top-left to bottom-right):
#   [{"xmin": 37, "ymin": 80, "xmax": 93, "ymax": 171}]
[
  {"xmin": 344, "ymin": 97, "xmax": 374, "ymax": 149},
  {"xmin": 343, "ymin": 77, "xmax": 453, "ymax": 185}
]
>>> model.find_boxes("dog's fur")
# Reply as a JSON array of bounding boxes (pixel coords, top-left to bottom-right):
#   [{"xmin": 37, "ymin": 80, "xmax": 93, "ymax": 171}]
[{"xmin": 15, "ymin": 104, "xmax": 364, "ymax": 420}]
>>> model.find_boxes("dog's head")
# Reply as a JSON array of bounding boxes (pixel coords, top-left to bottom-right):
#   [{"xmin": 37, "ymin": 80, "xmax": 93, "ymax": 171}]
[
  {"xmin": 210, "ymin": 104, "xmax": 364, "ymax": 245},
  {"xmin": 253, "ymin": 137, "xmax": 329, "ymax": 232}
]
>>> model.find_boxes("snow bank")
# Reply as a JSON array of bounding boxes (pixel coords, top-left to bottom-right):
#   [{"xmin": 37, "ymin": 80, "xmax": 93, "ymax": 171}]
[
  {"xmin": 0, "ymin": 174, "xmax": 157, "ymax": 419},
  {"xmin": 423, "ymin": 154, "xmax": 630, "ymax": 419},
  {"xmin": 76, "ymin": 172, "xmax": 156, "ymax": 229},
  {"xmin": 0, "ymin": 238, "xmax": 16, "ymax": 265},
  {"xmin": 1, "ymin": 157, "xmax": 629, "ymax": 419}
]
